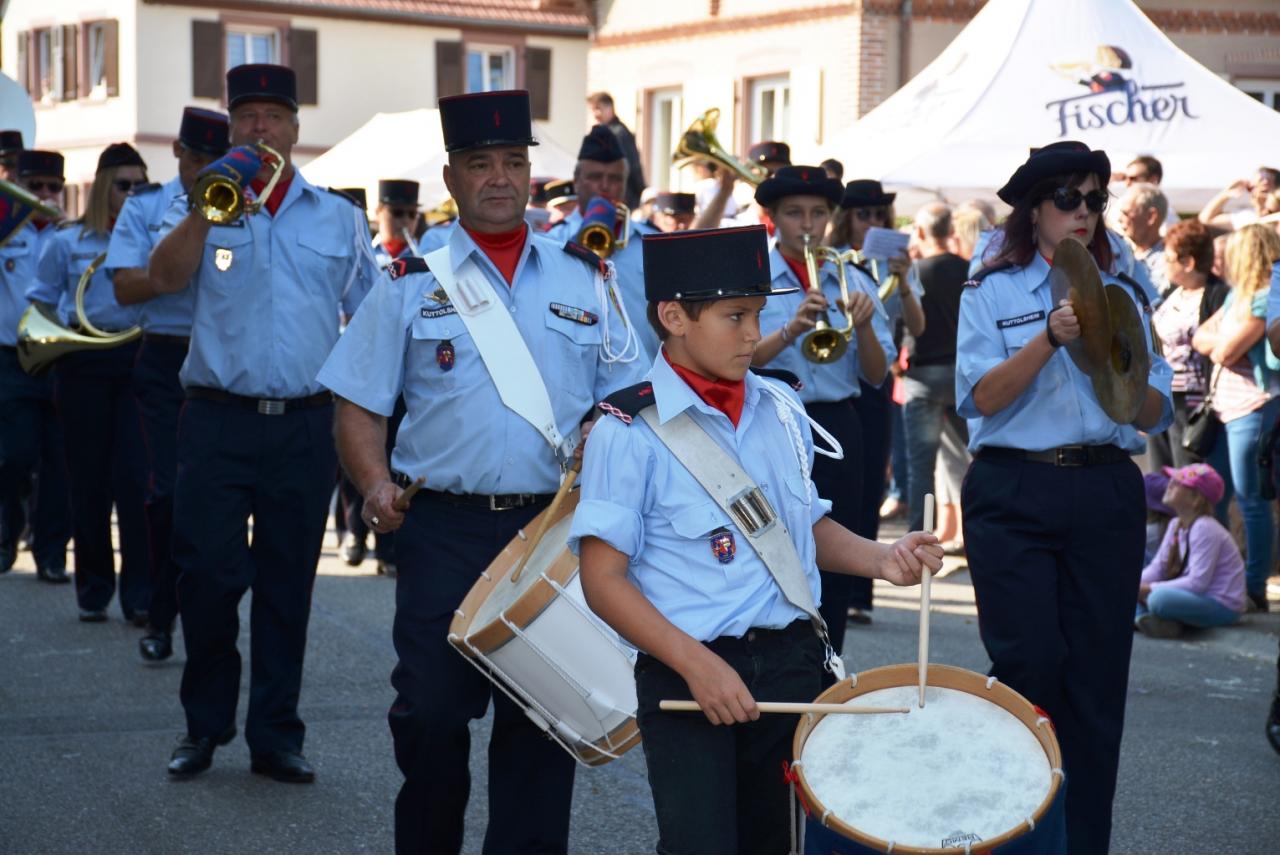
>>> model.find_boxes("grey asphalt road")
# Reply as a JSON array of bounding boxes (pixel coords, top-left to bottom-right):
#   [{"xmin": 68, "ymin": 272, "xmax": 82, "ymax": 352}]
[{"xmin": 1, "ymin": 521, "xmax": 1277, "ymax": 854}]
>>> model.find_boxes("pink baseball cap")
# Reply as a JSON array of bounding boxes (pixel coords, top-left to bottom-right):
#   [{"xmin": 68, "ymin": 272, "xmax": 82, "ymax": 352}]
[{"xmin": 1162, "ymin": 463, "xmax": 1225, "ymax": 506}]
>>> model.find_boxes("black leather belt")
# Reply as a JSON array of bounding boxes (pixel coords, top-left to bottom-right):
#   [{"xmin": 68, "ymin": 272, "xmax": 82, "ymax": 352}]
[
  {"xmin": 393, "ymin": 473, "xmax": 552, "ymax": 511},
  {"xmin": 142, "ymin": 333, "xmax": 190, "ymax": 345},
  {"xmin": 186, "ymin": 386, "xmax": 333, "ymax": 415},
  {"xmin": 978, "ymin": 444, "xmax": 1130, "ymax": 467}
]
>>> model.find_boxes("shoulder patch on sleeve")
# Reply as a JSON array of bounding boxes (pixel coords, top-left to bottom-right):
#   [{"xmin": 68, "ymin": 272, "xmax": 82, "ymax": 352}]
[
  {"xmin": 387, "ymin": 257, "xmax": 429, "ymax": 280},
  {"xmin": 563, "ymin": 241, "xmax": 607, "ymax": 276},
  {"xmin": 749, "ymin": 367, "xmax": 804, "ymax": 392},
  {"xmin": 964, "ymin": 262, "xmax": 1015, "ymax": 288},
  {"xmin": 325, "ymin": 186, "xmax": 362, "ymax": 208},
  {"xmin": 128, "ymin": 182, "xmax": 162, "ymax": 196},
  {"xmin": 597, "ymin": 382, "xmax": 655, "ymax": 425}
]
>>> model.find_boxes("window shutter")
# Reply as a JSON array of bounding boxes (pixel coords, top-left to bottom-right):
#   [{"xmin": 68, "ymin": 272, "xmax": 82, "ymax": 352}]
[
  {"xmin": 18, "ymin": 32, "xmax": 29, "ymax": 95},
  {"xmin": 526, "ymin": 47, "xmax": 551, "ymax": 120},
  {"xmin": 191, "ymin": 20, "xmax": 224, "ymax": 99},
  {"xmin": 435, "ymin": 40, "xmax": 463, "ymax": 100},
  {"xmin": 103, "ymin": 19, "xmax": 119, "ymax": 96},
  {"xmin": 62, "ymin": 25, "xmax": 79, "ymax": 100},
  {"xmin": 289, "ymin": 28, "xmax": 318, "ymax": 106}
]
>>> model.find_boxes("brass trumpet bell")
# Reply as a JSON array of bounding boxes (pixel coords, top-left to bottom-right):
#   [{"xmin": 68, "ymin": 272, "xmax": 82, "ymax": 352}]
[
  {"xmin": 576, "ymin": 196, "xmax": 631, "ymax": 259},
  {"xmin": 190, "ymin": 142, "xmax": 284, "ymax": 224},
  {"xmin": 800, "ymin": 235, "xmax": 857, "ymax": 365},
  {"xmin": 673, "ymin": 109, "xmax": 769, "ymax": 188}
]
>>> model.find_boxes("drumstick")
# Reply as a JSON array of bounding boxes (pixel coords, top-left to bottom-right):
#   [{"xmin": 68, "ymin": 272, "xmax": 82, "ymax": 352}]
[
  {"xmin": 659, "ymin": 700, "xmax": 909, "ymax": 716},
  {"xmin": 393, "ymin": 476, "xmax": 426, "ymax": 512},
  {"xmin": 509, "ymin": 458, "xmax": 582, "ymax": 584},
  {"xmin": 918, "ymin": 493, "xmax": 935, "ymax": 709}
]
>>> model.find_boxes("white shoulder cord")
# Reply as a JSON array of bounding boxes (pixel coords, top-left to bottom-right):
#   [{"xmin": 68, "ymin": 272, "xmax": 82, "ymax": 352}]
[
  {"xmin": 758, "ymin": 382, "xmax": 844, "ymax": 504},
  {"xmin": 594, "ymin": 260, "xmax": 640, "ymax": 365}
]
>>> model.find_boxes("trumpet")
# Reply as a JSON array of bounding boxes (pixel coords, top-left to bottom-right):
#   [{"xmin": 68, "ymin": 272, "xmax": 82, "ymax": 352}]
[
  {"xmin": 189, "ymin": 142, "xmax": 284, "ymax": 224},
  {"xmin": 672, "ymin": 108, "xmax": 769, "ymax": 187},
  {"xmin": 17, "ymin": 252, "xmax": 141, "ymax": 375},
  {"xmin": 800, "ymin": 235, "xmax": 858, "ymax": 364},
  {"xmin": 576, "ymin": 196, "xmax": 631, "ymax": 259}
]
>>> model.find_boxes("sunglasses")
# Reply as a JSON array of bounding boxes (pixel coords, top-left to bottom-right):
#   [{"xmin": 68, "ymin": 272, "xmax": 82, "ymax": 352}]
[
  {"xmin": 853, "ymin": 207, "xmax": 887, "ymax": 222},
  {"xmin": 1045, "ymin": 187, "xmax": 1108, "ymax": 214},
  {"xmin": 113, "ymin": 179, "xmax": 148, "ymax": 193},
  {"xmin": 389, "ymin": 207, "xmax": 418, "ymax": 219},
  {"xmin": 26, "ymin": 179, "xmax": 64, "ymax": 193}
]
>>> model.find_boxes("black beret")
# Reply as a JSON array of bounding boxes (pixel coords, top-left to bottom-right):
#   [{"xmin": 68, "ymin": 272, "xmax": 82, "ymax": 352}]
[
  {"xmin": 642, "ymin": 225, "xmax": 797, "ymax": 302},
  {"xmin": 179, "ymin": 107, "xmax": 230, "ymax": 156},
  {"xmin": 378, "ymin": 179, "xmax": 421, "ymax": 207},
  {"xmin": 439, "ymin": 90, "xmax": 538, "ymax": 153},
  {"xmin": 755, "ymin": 165, "xmax": 843, "ymax": 208},
  {"xmin": 227, "ymin": 63, "xmax": 298, "ymax": 112},
  {"xmin": 97, "ymin": 142, "xmax": 147, "ymax": 174},
  {"xmin": 578, "ymin": 124, "xmax": 624, "ymax": 163},
  {"xmin": 997, "ymin": 141, "xmax": 1111, "ymax": 206},
  {"xmin": 653, "ymin": 192, "xmax": 696, "ymax": 215},
  {"xmin": 334, "ymin": 187, "xmax": 368, "ymax": 210},
  {"xmin": 840, "ymin": 179, "xmax": 896, "ymax": 209},
  {"xmin": 17, "ymin": 150, "xmax": 64, "ymax": 178},
  {"xmin": 0, "ymin": 130, "xmax": 24, "ymax": 155},
  {"xmin": 747, "ymin": 141, "xmax": 791, "ymax": 166}
]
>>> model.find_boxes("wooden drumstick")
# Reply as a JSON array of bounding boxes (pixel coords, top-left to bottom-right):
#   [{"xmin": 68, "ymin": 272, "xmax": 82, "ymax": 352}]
[
  {"xmin": 393, "ymin": 476, "xmax": 426, "ymax": 512},
  {"xmin": 659, "ymin": 700, "xmax": 909, "ymax": 716},
  {"xmin": 918, "ymin": 493, "xmax": 935, "ymax": 709},
  {"xmin": 509, "ymin": 458, "xmax": 582, "ymax": 585}
]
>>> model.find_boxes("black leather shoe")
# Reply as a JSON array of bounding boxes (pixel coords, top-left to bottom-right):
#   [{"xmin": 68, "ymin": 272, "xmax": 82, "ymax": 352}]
[
  {"xmin": 36, "ymin": 564, "xmax": 69, "ymax": 584},
  {"xmin": 139, "ymin": 630, "xmax": 173, "ymax": 662},
  {"xmin": 250, "ymin": 750, "xmax": 315, "ymax": 783},
  {"xmin": 341, "ymin": 534, "xmax": 366, "ymax": 567},
  {"xmin": 376, "ymin": 560, "xmax": 397, "ymax": 578},
  {"xmin": 168, "ymin": 726, "xmax": 236, "ymax": 778},
  {"xmin": 0, "ymin": 543, "xmax": 15, "ymax": 574},
  {"xmin": 78, "ymin": 608, "xmax": 107, "ymax": 623},
  {"xmin": 125, "ymin": 610, "xmax": 150, "ymax": 628}
]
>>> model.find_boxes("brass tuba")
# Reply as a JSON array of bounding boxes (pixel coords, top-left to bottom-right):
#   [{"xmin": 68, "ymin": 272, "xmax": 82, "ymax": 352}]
[
  {"xmin": 17, "ymin": 252, "xmax": 141, "ymax": 375},
  {"xmin": 672, "ymin": 109, "xmax": 769, "ymax": 187},
  {"xmin": 190, "ymin": 142, "xmax": 284, "ymax": 224},
  {"xmin": 799, "ymin": 235, "xmax": 857, "ymax": 364}
]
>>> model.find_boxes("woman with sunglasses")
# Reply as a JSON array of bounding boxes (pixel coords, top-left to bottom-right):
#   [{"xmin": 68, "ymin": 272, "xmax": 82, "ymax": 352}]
[
  {"xmin": 956, "ymin": 141, "xmax": 1172, "ymax": 855},
  {"xmin": 26, "ymin": 143, "xmax": 152, "ymax": 624}
]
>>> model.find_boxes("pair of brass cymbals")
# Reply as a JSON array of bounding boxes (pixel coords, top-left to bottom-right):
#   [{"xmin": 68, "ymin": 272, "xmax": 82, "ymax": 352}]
[{"xmin": 1047, "ymin": 239, "xmax": 1150, "ymax": 424}]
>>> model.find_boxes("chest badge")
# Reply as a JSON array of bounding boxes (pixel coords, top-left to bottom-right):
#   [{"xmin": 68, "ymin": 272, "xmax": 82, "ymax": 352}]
[
  {"xmin": 436, "ymin": 341, "xmax": 455, "ymax": 372},
  {"xmin": 431, "ymin": 287, "xmax": 449, "ymax": 304},
  {"xmin": 214, "ymin": 247, "xmax": 234, "ymax": 271},
  {"xmin": 549, "ymin": 302, "xmax": 598, "ymax": 326},
  {"xmin": 4, "ymin": 259, "xmax": 14, "ymax": 273},
  {"xmin": 709, "ymin": 528, "xmax": 736, "ymax": 564}
]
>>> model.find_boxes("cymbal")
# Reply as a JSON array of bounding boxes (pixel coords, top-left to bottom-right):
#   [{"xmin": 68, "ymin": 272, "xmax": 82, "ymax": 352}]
[
  {"xmin": 1088, "ymin": 284, "xmax": 1151, "ymax": 424},
  {"xmin": 1048, "ymin": 238, "xmax": 1110, "ymax": 377}
]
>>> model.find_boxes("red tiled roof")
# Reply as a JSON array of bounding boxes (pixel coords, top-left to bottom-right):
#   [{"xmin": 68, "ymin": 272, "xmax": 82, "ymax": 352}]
[{"xmin": 149, "ymin": 1, "xmax": 592, "ymax": 33}]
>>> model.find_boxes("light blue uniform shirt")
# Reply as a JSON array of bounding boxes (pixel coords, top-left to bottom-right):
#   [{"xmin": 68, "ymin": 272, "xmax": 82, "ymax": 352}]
[
  {"xmin": 758, "ymin": 247, "xmax": 895, "ymax": 403},
  {"xmin": 0, "ymin": 223, "xmax": 41, "ymax": 347},
  {"xmin": 30, "ymin": 225, "xmax": 140, "ymax": 332},
  {"xmin": 417, "ymin": 221, "xmax": 455, "ymax": 254},
  {"xmin": 568, "ymin": 353, "xmax": 832, "ymax": 642},
  {"xmin": 955, "ymin": 254, "xmax": 1173, "ymax": 454},
  {"xmin": 317, "ymin": 224, "xmax": 647, "ymax": 495},
  {"xmin": 103, "ymin": 177, "xmax": 194, "ymax": 336},
  {"xmin": 181, "ymin": 172, "xmax": 378, "ymax": 397}
]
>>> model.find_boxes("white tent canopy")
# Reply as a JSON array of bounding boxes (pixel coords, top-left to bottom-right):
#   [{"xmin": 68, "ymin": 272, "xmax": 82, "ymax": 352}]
[
  {"xmin": 828, "ymin": 0, "xmax": 1280, "ymax": 213},
  {"xmin": 301, "ymin": 109, "xmax": 579, "ymax": 208}
]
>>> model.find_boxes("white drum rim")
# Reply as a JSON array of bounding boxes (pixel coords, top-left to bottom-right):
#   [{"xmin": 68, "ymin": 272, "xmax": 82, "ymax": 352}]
[{"xmin": 790, "ymin": 663, "xmax": 1064, "ymax": 855}]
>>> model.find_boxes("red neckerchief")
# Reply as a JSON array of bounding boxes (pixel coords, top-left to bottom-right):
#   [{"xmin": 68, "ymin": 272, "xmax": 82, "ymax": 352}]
[
  {"xmin": 760, "ymin": 208, "xmax": 776, "ymax": 237},
  {"xmin": 249, "ymin": 173, "xmax": 293, "ymax": 217},
  {"xmin": 663, "ymin": 349, "xmax": 746, "ymax": 427},
  {"xmin": 463, "ymin": 223, "xmax": 528, "ymax": 286},
  {"xmin": 381, "ymin": 237, "xmax": 408, "ymax": 259},
  {"xmin": 782, "ymin": 253, "xmax": 810, "ymax": 289}
]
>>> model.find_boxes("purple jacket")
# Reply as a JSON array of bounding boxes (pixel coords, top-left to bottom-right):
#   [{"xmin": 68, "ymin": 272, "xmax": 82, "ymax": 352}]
[{"xmin": 1141, "ymin": 516, "xmax": 1246, "ymax": 613}]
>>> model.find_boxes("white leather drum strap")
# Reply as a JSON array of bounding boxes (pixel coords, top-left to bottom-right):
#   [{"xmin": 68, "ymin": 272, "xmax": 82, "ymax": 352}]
[
  {"xmin": 427, "ymin": 246, "xmax": 578, "ymax": 463},
  {"xmin": 639, "ymin": 408, "xmax": 845, "ymax": 678}
]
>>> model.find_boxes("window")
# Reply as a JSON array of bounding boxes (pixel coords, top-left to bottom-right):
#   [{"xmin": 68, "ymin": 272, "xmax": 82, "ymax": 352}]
[
  {"xmin": 465, "ymin": 45, "xmax": 513, "ymax": 93},
  {"xmin": 226, "ymin": 26, "xmax": 280, "ymax": 70},
  {"xmin": 647, "ymin": 88, "xmax": 683, "ymax": 192},
  {"xmin": 35, "ymin": 29, "xmax": 53, "ymax": 101},
  {"xmin": 749, "ymin": 75, "xmax": 790, "ymax": 145},
  {"xmin": 86, "ymin": 22, "xmax": 108, "ymax": 94},
  {"xmin": 1237, "ymin": 78, "xmax": 1280, "ymax": 111}
]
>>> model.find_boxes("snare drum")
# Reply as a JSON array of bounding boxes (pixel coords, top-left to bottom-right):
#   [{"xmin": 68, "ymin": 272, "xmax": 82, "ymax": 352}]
[
  {"xmin": 790, "ymin": 664, "xmax": 1066, "ymax": 854},
  {"xmin": 448, "ymin": 490, "xmax": 641, "ymax": 766}
]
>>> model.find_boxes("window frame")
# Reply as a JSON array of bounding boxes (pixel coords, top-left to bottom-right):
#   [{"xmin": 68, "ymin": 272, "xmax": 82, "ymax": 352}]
[
  {"xmin": 465, "ymin": 42, "xmax": 516, "ymax": 94},
  {"xmin": 84, "ymin": 20, "xmax": 109, "ymax": 98},
  {"xmin": 746, "ymin": 74, "xmax": 791, "ymax": 147},
  {"xmin": 224, "ymin": 22, "xmax": 283, "ymax": 71},
  {"xmin": 1235, "ymin": 77, "xmax": 1280, "ymax": 111},
  {"xmin": 645, "ymin": 87, "xmax": 684, "ymax": 192}
]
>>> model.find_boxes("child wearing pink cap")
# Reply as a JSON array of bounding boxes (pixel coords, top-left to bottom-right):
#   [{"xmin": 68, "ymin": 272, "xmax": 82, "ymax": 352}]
[{"xmin": 1136, "ymin": 463, "xmax": 1246, "ymax": 638}]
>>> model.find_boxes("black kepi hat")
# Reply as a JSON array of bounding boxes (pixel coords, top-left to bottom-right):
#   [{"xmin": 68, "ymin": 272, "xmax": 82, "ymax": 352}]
[
  {"xmin": 378, "ymin": 179, "xmax": 421, "ymax": 207},
  {"xmin": 227, "ymin": 63, "xmax": 298, "ymax": 112},
  {"xmin": 335, "ymin": 187, "xmax": 368, "ymax": 209},
  {"xmin": 755, "ymin": 165, "xmax": 842, "ymax": 208},
  {"xmin": 747, "ymin": 141, "xmax": 791, "ymax": 166},
  {"xmin": 530, "ymin": 176, "xmax": 554, "ymax": 204},
  {"xmin": 543, "ymin": 178, "xmax": 575, "ymax": 205},
  {"xmin": 653, "ymin": 192, "xmax": 695, "ymax": 215},
  {"xmin": 17, "ymin": 150, "xmax": 64, "ymax": 178},
  {"xmin": 438, "ymin": 90, "xmax": 538, "ymax": 153},
  {"xmin": 578, "ymin": 124, "xmax": 623, "ymax": 163},
  {"xmin": 840, "ymin": 179, "xmax": 896, "ymax": 209},
  {"xmin": 97, "ymin": 142, "xmax": 146, "ymax": 174},
  {"xmin": 997, "ymin": 141, "xmax": 1111, "ymax": 206},
  {"xmin": 0, "ymin": 130, "xmax": 23, "ymax": 156},
  {"xmin": 642, "ymin": 225, "xmax": 798, "ymax": 302},
  {"xmin": 179, "ymin": 107, "xmax": 230, "ymax": 156}
]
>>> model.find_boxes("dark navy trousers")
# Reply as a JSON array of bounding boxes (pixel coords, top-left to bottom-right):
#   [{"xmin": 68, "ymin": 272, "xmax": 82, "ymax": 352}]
[
  {"xmin": 0, "ymin": 347, "xmax": 70, "ymax": 570},
  {"xmin": 390, "ymin": 492, "xmax": 575, "ymax": 855},
  {"xmin": 848, "ymin": 378, "xmax": 893, "ymax": 611},
  {"xmin": 962, "ymin": 453, "xmax": 1144, "ymax": 855},
  {"xmin": 806, "ymin": 398, "xmax": 864, "ymax": 663},
  {"xmin": 53, "ymin": 344, "xmax": 150, "ymax": 614},
  {"xmin": 173, "ymin": 397, "xmax": 336, "ymax": 755},
  {"xmin": 132, "ymin": 337, "xmax": 187, "ymax": 631}
]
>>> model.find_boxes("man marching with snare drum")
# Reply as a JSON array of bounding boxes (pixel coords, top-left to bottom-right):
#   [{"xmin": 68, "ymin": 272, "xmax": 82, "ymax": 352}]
[{"xmin": 318, "ymin": 89, "xmax": 644, "ymax": 855}]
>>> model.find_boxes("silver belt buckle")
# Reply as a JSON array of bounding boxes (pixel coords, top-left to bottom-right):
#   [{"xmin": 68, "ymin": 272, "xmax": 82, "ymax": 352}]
[
  {"xmin": 727, "ymin": 487, "xmax": 777, "ymax": 535},
  {"xmin": 257, "ymin": 399, "xmax": 286, "ymax": 416}
]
